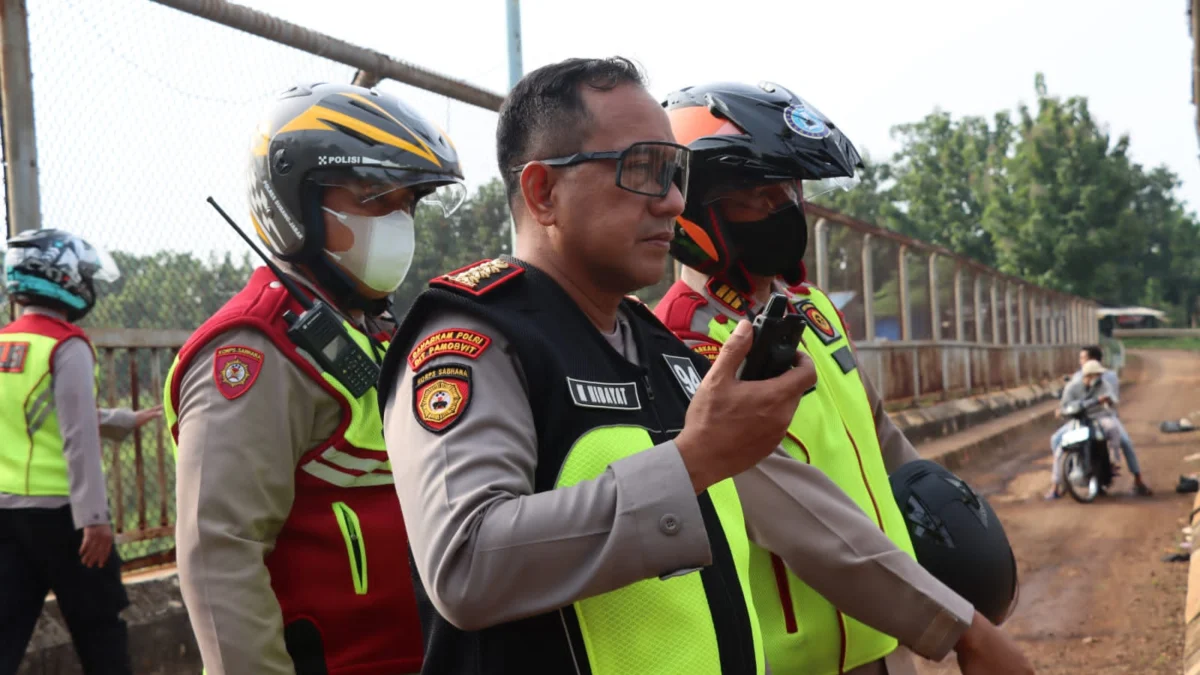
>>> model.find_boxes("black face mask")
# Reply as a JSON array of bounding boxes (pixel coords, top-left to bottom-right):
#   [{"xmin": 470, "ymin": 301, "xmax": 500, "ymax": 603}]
[{"xmin": 727, "ymin": 206, "xmax": 808, "ymax": 278}]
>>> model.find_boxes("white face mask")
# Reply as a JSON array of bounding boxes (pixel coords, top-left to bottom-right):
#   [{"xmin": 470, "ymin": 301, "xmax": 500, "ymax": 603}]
[{"xmin": 322, "ymin": 206, "xmax": 416, "ymax": 294}]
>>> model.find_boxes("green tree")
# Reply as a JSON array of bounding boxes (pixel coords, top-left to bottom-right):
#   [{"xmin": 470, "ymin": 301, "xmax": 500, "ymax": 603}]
[{"xmin": 884, "ymin": 110, "xmax": 1015, "ymax": 266}]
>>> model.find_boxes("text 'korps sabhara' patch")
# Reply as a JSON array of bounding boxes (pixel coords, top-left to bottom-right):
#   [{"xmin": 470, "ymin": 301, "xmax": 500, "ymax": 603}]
[
  {"xmin": 566, "ymin": 377, "xmax": 641, "ymax": 411},
  {"xmin": 797, "ymin": 300, "xmax": 842, "ymax": 346},
  {"xmin": 408, "ymin": 328, "xmax": 492, "ymax": 370},
  {"xmin": 213, "ymin": 346, "xmax": 265, "ymax": 400},
  {"xmin": 413, "ymin": 364, "xmax": 473, "ymax": 434}
]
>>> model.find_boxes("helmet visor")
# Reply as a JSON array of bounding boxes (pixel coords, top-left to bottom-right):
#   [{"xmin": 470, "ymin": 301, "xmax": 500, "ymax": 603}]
[
  {"xmin": 87, "ymin": 246, "xmax": 121, "ymax": 283},
  {"xmin": 803, "ymin": 174, "xmax": 861, "ymax": 201},
  {"xmin": 702, "ymin": 179, "xmax": 804, "ymax": 223},
  {"xmin": 313, "ymin": 166, "xmax": 467, "ymax": 217}
]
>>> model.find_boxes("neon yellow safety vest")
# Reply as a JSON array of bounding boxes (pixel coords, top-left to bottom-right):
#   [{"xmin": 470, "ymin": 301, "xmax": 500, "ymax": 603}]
[
  {"xmin": 0, "ymin": 314, "xmax": 99, "ymax": 497},
  {"xmin": 701, "ymin": 286, "xmax": 916, "ymax": 675}
]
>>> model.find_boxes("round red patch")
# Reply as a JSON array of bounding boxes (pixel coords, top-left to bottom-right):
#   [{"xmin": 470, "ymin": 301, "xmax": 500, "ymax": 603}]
[{"xmin": 804, "ymin": 306, "xmax": 836, "ymax": 338}]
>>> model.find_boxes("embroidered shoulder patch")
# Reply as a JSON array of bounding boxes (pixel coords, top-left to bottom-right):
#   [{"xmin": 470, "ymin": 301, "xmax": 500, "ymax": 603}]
[
  {"xmin": 704, "ymin": 278, "xmax": 748, "ymax": 316},
  {"xmin": 797, "ymin": 300, "xmax": 842, "ymax": 345},
  {"xmin": 431, "ymin": 259, "xmax": 524, "ymax": 296},
  {"xmin": 0, "ymin": 342, "xmax": 30, "ymax": 373},
  {"xmin": 408, "ymin": 328, "xmax": 492, "ymax": 371},
  {"xmin": 213, "ymin": 346, "xmax": 265, "ymax": 400},
  {"xmin": 691, "ymin": 342, "xmax": 722, "ymax": 363},
  {"xmin": 413, "ymin": 364, "xmax": 473, "ymax": 434}
]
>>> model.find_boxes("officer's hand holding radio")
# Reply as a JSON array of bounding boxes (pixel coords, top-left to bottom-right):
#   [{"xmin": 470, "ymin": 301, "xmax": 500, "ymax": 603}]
[{"xmin": 675, "ymin": 318, "xmax": 816, "ymax": 495}]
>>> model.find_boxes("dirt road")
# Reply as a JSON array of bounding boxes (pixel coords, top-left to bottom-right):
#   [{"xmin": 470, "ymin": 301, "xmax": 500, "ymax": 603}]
[{"xmin": 915, "ymin": 349, "xmax": 1200, "ymax": 675}]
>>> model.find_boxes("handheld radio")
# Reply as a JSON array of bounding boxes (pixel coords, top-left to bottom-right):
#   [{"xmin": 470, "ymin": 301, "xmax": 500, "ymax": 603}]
[
  {"xmin": 737, "ymin": 292, "xmax": 807, "ymax": 381},
  {"xmin": 206, "ymin": 197, "xmax": 380, "ymax": 398}
]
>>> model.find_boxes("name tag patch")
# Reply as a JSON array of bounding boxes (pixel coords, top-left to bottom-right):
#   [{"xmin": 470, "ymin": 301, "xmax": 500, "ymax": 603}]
[
  {"xmin": 663, "ymin": 354, "xmax": 703, "ymax": 400},
  {"xmin": 0, "ymin": 342, "xmax": 30, "ymax": 373},
  {"xmin": 567, "ymin": 378, "xmax": 641, "ymax": 411}
]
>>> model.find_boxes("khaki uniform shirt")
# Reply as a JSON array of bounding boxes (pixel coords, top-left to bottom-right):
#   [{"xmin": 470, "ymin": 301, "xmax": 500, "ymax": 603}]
[{"xmin": 382, "ymin": 293, "xmax": 974, "ymax": 674}]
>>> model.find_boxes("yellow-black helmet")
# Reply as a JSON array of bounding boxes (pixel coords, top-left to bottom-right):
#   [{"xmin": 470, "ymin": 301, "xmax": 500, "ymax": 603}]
[{"xmin": 248, "ymin": 82, "xmax": 465, "ymax": 299}]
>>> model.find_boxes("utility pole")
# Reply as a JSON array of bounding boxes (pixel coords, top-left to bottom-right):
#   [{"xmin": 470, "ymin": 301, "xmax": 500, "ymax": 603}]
[{"xmin": 505, "ymin": 0, "xmax": 523, "ymax": 254}]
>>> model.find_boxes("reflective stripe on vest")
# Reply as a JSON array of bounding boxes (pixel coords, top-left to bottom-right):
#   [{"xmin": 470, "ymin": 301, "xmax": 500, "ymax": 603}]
[
  {"xmin": 555, "ymin": 425, "xmax": 765, "ymax": 675},
  {"xmin": 164, "ymin": 320, "xmax": 391, "ymax": 488},
  {"xmin": 0, "ymin": 332, "xmax": 98, "ymax": 496},
  {"xmin": 705, "ymin": 287, "xmax": 915, "ymax": 675}
]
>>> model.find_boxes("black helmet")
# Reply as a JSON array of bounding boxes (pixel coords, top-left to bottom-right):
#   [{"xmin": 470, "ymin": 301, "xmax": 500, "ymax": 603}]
[
  {"xmin": 663, "ymin": 81, "xmax": 862, "ymax": 291},
  {"xmin": 4, "ymin": 228, "xmax": 120, "ymax": 321},
  {"xmin": 889, "ymin": 460, "xmax": 1019, "ymax": 625},
  {"xmin": 248, "ymin": 82, "xmax": 467, "ymax": 309}
]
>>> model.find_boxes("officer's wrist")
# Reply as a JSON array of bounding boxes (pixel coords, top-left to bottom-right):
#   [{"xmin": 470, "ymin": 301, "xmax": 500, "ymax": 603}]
[
  {"xmin": 954, "ymin": 611, "xmax": 990, "ymax": 656},
  {"xmin": 674, "ymin": 433, "xmax": 716, "ymax": 495}
]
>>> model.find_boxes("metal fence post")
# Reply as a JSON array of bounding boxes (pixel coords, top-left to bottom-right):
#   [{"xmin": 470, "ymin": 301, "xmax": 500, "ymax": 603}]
[
  {"xmin": 1, "ymin": 0, "xmax": 42, "ymax": 237},
  {"xmin": 899, "ymin": 244, "xmax": 911, "ymax": 341},
  {"xmin": 814, "ymin": 218, "xmax": 829, "ymax": 289},
  {"xmin": 862, "ymin": 233, "xmax": 875, "ymax": 341}
]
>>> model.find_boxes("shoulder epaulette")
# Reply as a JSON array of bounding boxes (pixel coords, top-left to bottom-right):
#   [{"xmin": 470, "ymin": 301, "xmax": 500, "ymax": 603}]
[
  {"xmin": 430, "ymin": 258, "xmax": 524, "ymax": 296},
  {"xmin": 704, "ymin": 277, "xmax": 749, "ymax": 316}
]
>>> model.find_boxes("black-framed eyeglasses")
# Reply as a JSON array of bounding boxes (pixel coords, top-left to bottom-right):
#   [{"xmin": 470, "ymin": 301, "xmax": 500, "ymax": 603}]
[{"xmin": 511, "ymin": 140, "xmax": 691, "ymax": 201}]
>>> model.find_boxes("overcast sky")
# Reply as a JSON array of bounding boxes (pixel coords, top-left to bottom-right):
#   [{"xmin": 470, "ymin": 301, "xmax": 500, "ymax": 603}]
[{"xmin": 17, "ymin": 0, "xmax": 1198, "ymax": 263}]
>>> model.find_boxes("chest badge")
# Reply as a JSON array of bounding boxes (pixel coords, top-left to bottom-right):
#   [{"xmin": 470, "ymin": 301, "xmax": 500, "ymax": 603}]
[
  {"xmin": 567, "ymin": 378, "xmax": 641, "ymax": 411},
  {"xmin": 663, "ymin": 354, "xmax": 703, "ymax": 400},
  {"xmin": 797, "ymin": 300, "xmax": 842, "ymax": 346}
]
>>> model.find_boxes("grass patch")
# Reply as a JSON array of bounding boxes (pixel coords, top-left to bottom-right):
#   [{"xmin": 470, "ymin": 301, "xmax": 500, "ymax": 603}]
[{"xmin": 1120, "ymin": 337, "xmax": 1200, "ymax": 351}]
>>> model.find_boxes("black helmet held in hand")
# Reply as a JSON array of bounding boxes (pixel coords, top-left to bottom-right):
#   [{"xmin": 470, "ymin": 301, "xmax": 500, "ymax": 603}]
[
  {"xmin": 889, "ymin": 460, "xmax": 1019, "ymax": 625},
  {"xmin": 664, "ymin": 81, "xmax": 863, "ymax": 291}
]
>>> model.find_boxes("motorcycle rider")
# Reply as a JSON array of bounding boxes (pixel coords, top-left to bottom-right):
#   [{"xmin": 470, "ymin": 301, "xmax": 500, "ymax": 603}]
[
  {"xmin": 1047, "ymin": 360, "xmax": 1125, "ymax": 500},
  {"xmin": 166, "ymin": 82, "xmax": 466, "ymax": 674},
  {"xmin": 655, "ymin": 79, "xmax": 1029, "ymax": 675}
]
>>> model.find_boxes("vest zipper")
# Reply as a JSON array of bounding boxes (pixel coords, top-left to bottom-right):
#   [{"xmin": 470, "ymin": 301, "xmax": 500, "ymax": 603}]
[{"xmin": 331, "ymin": 501, "xmax": 368, "ymax": 595}]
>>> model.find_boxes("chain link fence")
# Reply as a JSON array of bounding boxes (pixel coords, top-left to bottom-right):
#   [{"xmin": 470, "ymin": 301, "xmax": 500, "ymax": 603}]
[
  {"xmin": 1, "ymin": 0, "xmax": 1099, "ymax": 569},
  {"xmin": 5, "ymin": 0, "xmax": 509, "ymax": 567}
]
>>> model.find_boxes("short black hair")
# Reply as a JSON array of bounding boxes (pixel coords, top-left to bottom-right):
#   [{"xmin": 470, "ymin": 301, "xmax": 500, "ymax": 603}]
[
  {"xmin": 1083, "ymin": 345, "xmax": 1103, "ymax": 361},
  {"xmin": 496, "ymin": 56, "xmax": 646, "ymax": 208}
]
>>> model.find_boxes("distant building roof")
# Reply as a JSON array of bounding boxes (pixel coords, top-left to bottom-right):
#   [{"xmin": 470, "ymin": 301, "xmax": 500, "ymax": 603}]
[{"xmin": 1096, "ymin": 306, "xmax": 1168, "ymax": 319}]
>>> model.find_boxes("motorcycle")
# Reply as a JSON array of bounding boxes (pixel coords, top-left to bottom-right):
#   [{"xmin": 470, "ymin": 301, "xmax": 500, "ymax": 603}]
[{"xmin": 1056, "ymin": 397, "xmax": 1115, "ymax": 503}]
